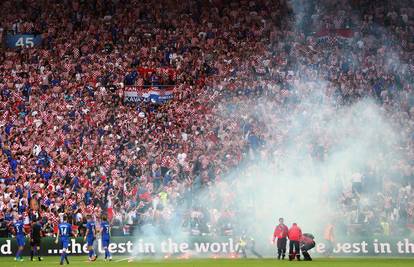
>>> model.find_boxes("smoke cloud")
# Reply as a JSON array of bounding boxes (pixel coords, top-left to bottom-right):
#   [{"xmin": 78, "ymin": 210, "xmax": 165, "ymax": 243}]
[{"xmin": 131, "ymin": 0, "xmax": 411, "ymax": 258}]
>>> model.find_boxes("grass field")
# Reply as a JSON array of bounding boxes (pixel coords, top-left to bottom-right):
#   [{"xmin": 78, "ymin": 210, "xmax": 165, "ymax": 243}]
[{"xmin": 1, "ymin": 257, "xmax": 414, "ymax": 267}]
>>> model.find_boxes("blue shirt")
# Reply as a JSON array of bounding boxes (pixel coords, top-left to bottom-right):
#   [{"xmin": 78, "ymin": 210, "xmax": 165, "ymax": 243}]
[
  {"xmin": 84, "ymin": 191, "xmax": 91, "ymax": 205},
  {"xmin": 18, "ymin": 204, "xmax": 27, "ymax": 214},
  {"xmin": 9, "ymin": 158, "xmax": 18, "ymax": 172},
  {"xmin": 58, "ymin": 223, "xmax": 72, "ymax": 240},
  {"xmin": 86, "ymin": 221, "xmax": 96, "ymax": 238},
  {"xmin": 124, "ymin": 71, "xmax": 138, "ymax": 85},
  {"xmin": 22, "ymin": 83, "xmax": 31, "ymax": 96},
  {"xmin": 5, "ymin": 123, "xmax": 13, "ymax": 135},
  {"xmin": 14, "ymin": 221, "xmax": 24, "ymax": 236},
  {"xmin": 5, "ymin": 213, "xmax": 13, "ymax": 222},
  {"xmin": 42, "ymin": 171, "xmax": 52, "ymax": 181},
  {"xmin": 14, "ymin": 221, "xmax": 25, "ymax": 236},
  {"xmin": 100, "ymin": 221, "xmax": 110, "ymax": 239},
  {"xmin": 15, "ymin": 187, "xmax": 23, "ymax": 198}
]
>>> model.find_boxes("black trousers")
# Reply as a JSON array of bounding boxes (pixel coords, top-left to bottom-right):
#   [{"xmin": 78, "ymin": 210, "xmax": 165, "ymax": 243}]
[
  {"xmin": 30, "ymin": 239, "xmax": 41, "ymax": 259},
  {"xmin": 30, "ymin": 238, "xmax": 41, "ymax": 247},
  {"xmin": 277, "ymin": 238, "xmax": 287, "ymax": 258},
  {"xmin": 289, "ymin": 240, "xmax": 300, "ymax": 260},
  {"xmin": 301, "ymin": 242, "xmax": 315, "ymax": 261}
]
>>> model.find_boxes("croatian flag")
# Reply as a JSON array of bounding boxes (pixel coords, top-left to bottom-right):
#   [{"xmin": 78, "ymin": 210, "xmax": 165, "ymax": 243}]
[
  {"xmin": 124, "ymin": 86, "xmax": 174, "ymax": 104},
  {"xmin": 315, "ymin": 28, "xmax": 353, "ymax": 47}
]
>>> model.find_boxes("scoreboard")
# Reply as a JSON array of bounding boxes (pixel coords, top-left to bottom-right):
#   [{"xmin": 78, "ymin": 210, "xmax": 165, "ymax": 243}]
[{"xmin": 5, "ymin": 34, "xmax": 42, "ymax": 48}]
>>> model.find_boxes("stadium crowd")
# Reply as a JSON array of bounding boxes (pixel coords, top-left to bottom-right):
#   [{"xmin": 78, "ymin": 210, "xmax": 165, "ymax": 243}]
[{"xmin": 0, "ymin": 0, "xmax": 414, "ymax": 239}]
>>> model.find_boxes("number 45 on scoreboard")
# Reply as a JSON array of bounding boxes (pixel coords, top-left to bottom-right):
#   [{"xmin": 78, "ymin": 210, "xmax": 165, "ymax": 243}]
[
  {"xmin": 5, "ymin": 34, "xmax": 41, "ymax": 48},
  {"xmin": 15, "ymin": 37, "xmax": 34, "ymax": 48}
]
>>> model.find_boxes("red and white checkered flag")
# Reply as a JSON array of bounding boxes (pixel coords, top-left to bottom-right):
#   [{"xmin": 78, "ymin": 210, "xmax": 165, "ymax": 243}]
[
  {"xmin": 229, "ymin": 121, "xmax": 238, "ymax": 131},
  {"xmin": 12, "ymin": 90, "xmax": 20, "ymax": 99},
  {"xmin": 161, "ymin": 156, "xmax": 169, "ymax": 167},
  {"xmin": 71, "ymin": 165, "xmax": 80, "ymax": 173},
  {"xmin": 0, "ymin": 166, "xmax": 9, "ymax": 177},
  {"xmin": 67, "ymin": 198, "xmax": 75, "ymax": 207},
  {"xmin": 176, "ymin": 105, "xmax": 184, "ymax": 114},
  {"xmin": 161, "ymin": 68, "xmax": 169, "ymax": 78},
  {"xmin": 137, "ymin": 78, "xmax": 144, "ymax": 87}
]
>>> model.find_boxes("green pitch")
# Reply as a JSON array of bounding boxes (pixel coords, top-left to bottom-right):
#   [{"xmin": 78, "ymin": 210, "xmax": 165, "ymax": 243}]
[{"xmin": 1, "ymin": 257, "xmax": 414, "ymax": 267}]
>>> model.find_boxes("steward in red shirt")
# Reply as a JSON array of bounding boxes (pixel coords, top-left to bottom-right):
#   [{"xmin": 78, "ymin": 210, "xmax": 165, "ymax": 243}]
[
  {"xmin": 300, "ymin": 233, "xmax": 316, "ymax": 261},
  {"xmin": 288, "ymin": 223, "xmax": 302, "ymax": 261},
  {"xmin": 272, "ymin": 218, "xmax": 289, "ymax": 260}
]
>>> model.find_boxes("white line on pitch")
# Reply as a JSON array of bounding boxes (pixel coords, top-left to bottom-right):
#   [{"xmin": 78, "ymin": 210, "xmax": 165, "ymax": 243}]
[{"xmin": 115, "ymin": 257, "xmax": 136, "ymax": 262}]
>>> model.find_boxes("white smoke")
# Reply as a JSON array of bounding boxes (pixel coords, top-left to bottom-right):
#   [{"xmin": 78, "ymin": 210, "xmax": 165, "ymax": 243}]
[
  {"xmin": 204, "ymin": 80, "xmax": 404, "ymax": 245},
  {"xmin": 131, "ymin": 80, "xmax": 404, "ymax": 258},
  {"xmin": 130, "ymin": 0, "xmax": 411, "ymax": 258}
]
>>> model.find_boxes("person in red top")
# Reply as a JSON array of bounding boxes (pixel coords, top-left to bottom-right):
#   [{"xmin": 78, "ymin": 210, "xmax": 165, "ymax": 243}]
[
  {"xmin": 272, "ymin": 218, "xmax": 289, "ymax": 260},
  {"xmin": 288, "ymin": 223, "xmax": 302, "ymax": 261},
  {"xmin": 300, "ymin": 233, "xmax": 316, "ymax": 261}
]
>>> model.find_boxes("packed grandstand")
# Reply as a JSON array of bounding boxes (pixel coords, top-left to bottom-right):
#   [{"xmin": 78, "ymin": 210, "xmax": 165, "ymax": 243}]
[{"xmin": 0, "ymin": 0, "xmax": 413, "ymax": 241}]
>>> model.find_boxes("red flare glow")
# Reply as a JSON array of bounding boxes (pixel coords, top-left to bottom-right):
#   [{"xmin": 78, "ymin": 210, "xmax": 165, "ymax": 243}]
[{"xmin": 177, "ymin": 253, "xmax": 191, "ymax": 260}]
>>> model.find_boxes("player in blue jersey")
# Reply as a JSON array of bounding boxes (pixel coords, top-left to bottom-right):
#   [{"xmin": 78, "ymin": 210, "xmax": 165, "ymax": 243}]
[
  {"xmin": 100, "ymin": 215, "xmax": 112, "ymax": 261},
  {"xmin": 14, "ymin": 216, "xmax": 26, "ymax": 261},
  {"xmin": 55, "ymin": 215, "xmax": 73, "ymax": 265},
  {"xmin": 84, "ymin": 214, "xmax": 97, "ymax": 261}
]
